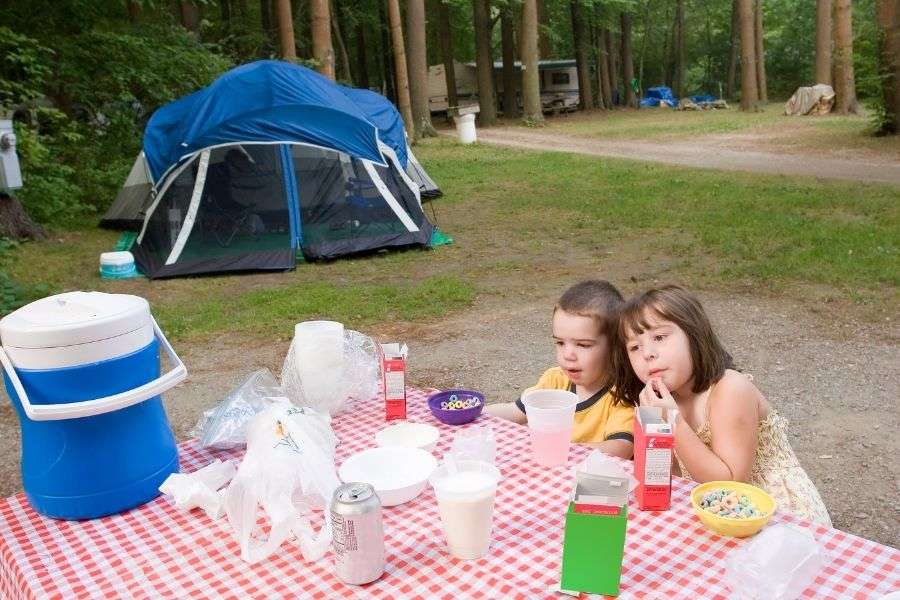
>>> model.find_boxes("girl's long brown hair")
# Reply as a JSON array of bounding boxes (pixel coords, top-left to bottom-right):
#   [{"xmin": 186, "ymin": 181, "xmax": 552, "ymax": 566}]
[{"xmin": 610, "ymin": 286, "xmax": 733, "ymax": 406}]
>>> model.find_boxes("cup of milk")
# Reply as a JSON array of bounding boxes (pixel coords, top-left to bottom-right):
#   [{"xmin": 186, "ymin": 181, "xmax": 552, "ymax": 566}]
[
  {"xmin": 521, "ymin": 389, "xmax": 578, "ymax": 467},
  {"xmin": 429, "ymin": 460, "xmax": 502, "ymax": 559}
]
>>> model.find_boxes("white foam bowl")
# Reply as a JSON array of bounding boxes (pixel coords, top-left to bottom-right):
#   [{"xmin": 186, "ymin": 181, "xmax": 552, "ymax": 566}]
[
  {"xmin": 339, "ymin": 447, "xmax": 438, "ymax": 507},
  {"xmin": 375, "ymin": 422, "xmax": 440, "ymax": 452}
]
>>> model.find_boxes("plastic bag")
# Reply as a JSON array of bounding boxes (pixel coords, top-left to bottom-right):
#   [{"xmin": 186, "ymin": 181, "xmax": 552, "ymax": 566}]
[
  {"xmin": 223, "ymin": 404, "xmax": 341, "ymax": 564},
  {"xmin": 159, "ymin": 459, "xmax": 236, "ymax": 519},
  {"xmin": 447, "ymin": 426, "xmax": 496, "ymax": 464},
  {"xmin": 281, "ymin": 326, "xmax": 381, "ymax": 416},
  {"xmin": 191, "ymin": 369, "xmax": 288, "ymax": 449},
  {"xmin": 723, "ymin": 524, "xmax": 826, "ymax": 600}
]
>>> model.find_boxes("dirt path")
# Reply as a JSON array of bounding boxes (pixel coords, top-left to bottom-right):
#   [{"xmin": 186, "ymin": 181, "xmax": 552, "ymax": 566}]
[{"xmin": 468, "ymin": 128, "xmax": 900, "ymax": 185}]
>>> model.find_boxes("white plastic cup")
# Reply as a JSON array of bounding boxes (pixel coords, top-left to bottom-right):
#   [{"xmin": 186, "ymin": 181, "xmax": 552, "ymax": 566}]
[
  {"xmin": 521, "ymin": 389, "xmax": 578, "ymax": 467},
  {"xmin": 429, "ymin": 460, "xmax": 502, "ymax": 559},
  {"xmin": 455, "ymin": 113, "xmax": 477, "ymax": 144}
]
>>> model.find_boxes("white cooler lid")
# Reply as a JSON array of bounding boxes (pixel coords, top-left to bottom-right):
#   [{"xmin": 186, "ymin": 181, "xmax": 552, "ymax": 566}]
[{"xmin": 0, "ymin": 291, "xmax": 151, "ymax": 349}]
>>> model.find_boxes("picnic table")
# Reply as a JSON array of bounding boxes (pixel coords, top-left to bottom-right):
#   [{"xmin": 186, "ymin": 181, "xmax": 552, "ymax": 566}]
[{"xmin": 1, "ymin": 387, "xmax": 898, "ymax": 599}]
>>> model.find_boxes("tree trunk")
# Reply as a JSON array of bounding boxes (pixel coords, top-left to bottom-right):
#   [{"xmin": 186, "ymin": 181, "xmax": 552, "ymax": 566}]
[
  {"xmin": 387, "ymin": 0, "xmax": 414, "ymax": 132},
  {"xmin": 220, "ymin": 0, "xmax": 232, "ymax": 27},
  {"xmin": 754, "ymin": 0, "xmax": 768, "ymax": 102},
  {"xmin": 474, "ymin": 0, "xmax": 497, "ymax": 125},
  {"xmin": 833, "ymin": 0, "xmax": 858, "ymax": 114},
  {"xmin": 598, "ymin": 27, "xmax": 613, "ymax": 108},
  {"xmin": 310, "ymin": 0, "xmax": 333, "ymax": 77},
  {"xmin": 537, "ymin": 0, "xmax": 551, "ymax": 58},
  {"xmin": 437, "ymin": 0, "xmax": 459, "ymax": 110},
  {"xmin": 179, "ymin": 1, "xmax": 200, "ymax": 32},
  {"xmin": 876, "ymin": 0, "xmax": 899, "ymax": 133},
  {"xmin": 663, "ymin": 8, "xmax": 675, "ymax": 88},
  {"xmin": 571, "ymin": 0, "xmax": 594, "ymax": 110},
  {"xmin": 637, "ymin": 0, "xmax": 651, "ymax": 103},
  {"xmin": 379, "ymin": 0, "xmax": 396, "ymax": 102},
  {"xmin": 604, "ymin": 28, "xmax": 617, "ymax": 105},
  {"xmin": 356, "ymin": 21, "xmax": 370, "ymax": 88},
  {"xmin": 815, "ymin": 0, "xmax": 833, "ymax": 85},
  {"xmin": 521, "ymin": 0, "xmax": 544, "ymax": 123},
  {"xmin": 738, "ymin": 0, "xmax": 758, "ymax": 110},
  {"xmin": 592, "ymin": 22, "xmax": 607, "ymax": 109},
  {"xmin": 331, "ymin": 0, "xmax": 353, "ymax": 82},
  {"xmin": 407, "ymin": 0, "xmax": 435, "ymax": 138},
  {"xmin": 0, "ymin": 194, "xmax": 46, "ymax": 241},
  {"xmin": 260, "ymin": 0, "xmax": 274, "ymax": 45},
  {"xmin": 127, "ymin": 1, "xmax": 141, "ymax": 24},
  {"xmin": 621, "ymin": 12, "xmax": 636, "ymax": 107},
  {"xmin": 674, "ymin": 0, "xmax": 685, "ymax": 98},
  {"xmin": 501, "ymin": 7, "xmax": 519, "ymax": 117},
  {"xmin": 727, "ymin": 0, "xmax": 739, "ymax": 99}
]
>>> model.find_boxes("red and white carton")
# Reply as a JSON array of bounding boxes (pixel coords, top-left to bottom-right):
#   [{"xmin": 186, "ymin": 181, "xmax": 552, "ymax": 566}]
[
  {"xmin": 633, "ymin": 406, "xmax": 674, "ymax": 511},
  {"xmin": 380, "ymin": 343, "xmax": 408, "ymax": 421}
]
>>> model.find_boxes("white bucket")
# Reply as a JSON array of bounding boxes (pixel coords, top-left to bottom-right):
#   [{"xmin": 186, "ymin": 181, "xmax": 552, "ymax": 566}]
[{"xmin": 455, "ymin": 113, "xmax": 477, "ymax": 145}]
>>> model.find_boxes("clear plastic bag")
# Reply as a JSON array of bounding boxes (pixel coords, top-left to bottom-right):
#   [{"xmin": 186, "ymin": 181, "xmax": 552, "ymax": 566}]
[
  {"xmin": 223, "ymin": 404, "xmax": 341, "ymax": 565},
  {"xmin": 723, "ymin": 524, "xmax": 826, "ymax": 600},
  {"xmin": 281, "ymin": 326, "xmax": 381, "ymax": 416},
  {"xmin": 448, "ymin": 426, "xmax": 496, "ymax": 464},
  {"xmin": 191, "ymin": 369, "xmax": 288, "ymax": 449}
]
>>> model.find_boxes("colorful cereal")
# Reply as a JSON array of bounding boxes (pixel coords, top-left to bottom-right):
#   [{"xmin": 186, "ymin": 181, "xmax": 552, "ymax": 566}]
[{"xmin": 699, "ymin": 489, "xmax": 764, "ymax": 519}]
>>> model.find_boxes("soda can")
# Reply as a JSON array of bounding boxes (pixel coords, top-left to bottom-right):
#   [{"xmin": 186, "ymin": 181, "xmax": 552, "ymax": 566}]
[{"xmin": 330, "ymin": 482, "xmax": 385, "ymax": 585}]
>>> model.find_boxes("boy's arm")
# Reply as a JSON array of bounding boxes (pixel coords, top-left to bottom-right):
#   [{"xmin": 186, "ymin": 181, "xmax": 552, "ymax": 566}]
[
  {"xmin": 583, "ymin": 438, "xmax": 634, "ymax": 459},
  {"xmin": 485, "ymin": 401, "xmax": 528, "ymax": 425}
]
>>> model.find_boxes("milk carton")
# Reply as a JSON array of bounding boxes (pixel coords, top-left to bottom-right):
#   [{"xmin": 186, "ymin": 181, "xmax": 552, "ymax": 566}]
[
  {"xmin": 380, "ymin": 343, "xmax": 408, "ymax": 421},
  {"xmin": 560, "ymin": 472, "xmax": 628, "ymax": 596},
  {"xmin": 633, "ymin": 406, "xmax": 674, "ymax": 511}
]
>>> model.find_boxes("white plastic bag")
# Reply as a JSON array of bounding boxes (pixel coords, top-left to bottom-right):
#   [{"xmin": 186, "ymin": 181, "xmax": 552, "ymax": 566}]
[
  {"xmin": 191, "ymin": 369, "xmax": 288, "ymax": 449},
  {"xmin": 281, "ymin": 325, "xmax": 381, "ymax": 415},
  {"xmin": 723, "ymin": 524, "xmax": 826, "ymax": 600},
  {"xmin": 448, "ymin": 426, "xmax": 496, "ymax": 464},
  {"xmin": 159, "ymin": 459, "xmax": 236, "ymax": 519},
  {"xmin": 223, "ymin": 404, "xmax": 341, "ymax": 564}
]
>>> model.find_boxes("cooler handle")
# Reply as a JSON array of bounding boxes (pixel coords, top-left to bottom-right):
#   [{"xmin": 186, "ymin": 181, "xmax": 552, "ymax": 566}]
[{"xmin": 0, "ymin": 317, "xmax": 187, "ymax": 421}]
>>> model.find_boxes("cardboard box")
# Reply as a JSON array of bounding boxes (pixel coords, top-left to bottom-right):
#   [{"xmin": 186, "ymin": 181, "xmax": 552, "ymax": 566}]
[
  {"xmin": 560, "ymin": 473, "xmax": 628, "ymax": 596},
  {"xmin": 380, "ymin": 343, "xmax": 408, "ymax": 421},
  {"xmin": 633, "ymin": 406, "xmax": 674, "ymax": 511}
]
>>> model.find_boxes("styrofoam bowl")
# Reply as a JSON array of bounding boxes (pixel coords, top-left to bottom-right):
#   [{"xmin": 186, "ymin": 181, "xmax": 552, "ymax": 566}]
[
  {"xmin": 338, "ymin": 447, "xmax": 438, "ymax": 507},
  {"xmin": 375, "ymin": 422, "xmax": 440, "ymax": 452}
]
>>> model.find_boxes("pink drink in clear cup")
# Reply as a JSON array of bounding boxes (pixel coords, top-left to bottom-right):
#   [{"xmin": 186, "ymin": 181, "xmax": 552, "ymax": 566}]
[{"xmin": 521, "ymin": 389, "xmax": 578, "ymax": 467}]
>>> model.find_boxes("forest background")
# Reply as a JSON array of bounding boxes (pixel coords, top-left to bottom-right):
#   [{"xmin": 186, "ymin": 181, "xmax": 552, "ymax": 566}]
[{"xmin": 0, "ymin": 0, "xmax": 896, "ymax": 311}]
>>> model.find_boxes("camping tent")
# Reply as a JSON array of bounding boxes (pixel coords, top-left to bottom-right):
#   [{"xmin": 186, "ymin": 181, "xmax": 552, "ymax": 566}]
[
  {"xmin": 101, "ymin": 61, "xmax": 442, "ymax": 278},
  {"xmin": 639, "ymin": 86, "xmax": 678, "ymax": 108}
]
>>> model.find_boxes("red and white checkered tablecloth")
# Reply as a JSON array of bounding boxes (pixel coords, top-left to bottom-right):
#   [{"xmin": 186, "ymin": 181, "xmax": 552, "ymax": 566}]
[{"xmin": 1, "ymin": 388, "xmax": 898, "ymax": 599}]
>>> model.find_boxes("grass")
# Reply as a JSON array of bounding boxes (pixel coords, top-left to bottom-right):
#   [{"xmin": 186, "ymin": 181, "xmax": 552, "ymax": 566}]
[{"xmin": 3, "ymin": 134, "xmax": 897, "ymax": 341}]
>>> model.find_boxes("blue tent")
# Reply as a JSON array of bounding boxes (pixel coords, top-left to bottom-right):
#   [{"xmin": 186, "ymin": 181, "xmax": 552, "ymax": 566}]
[
  {"xmin": 340, "ymin": 86, "xmax": 408, "ymax": 168},
  {"xmin": 143, "ymin": 60, "xmax": 385, "ymax": 183},
  {"xmin": 640, "ymin": 86, "xmax": 678, "ymax": 108},
  {"xmin": 123, "ymin": 60, "xmax": 437, "ymax": 278}
]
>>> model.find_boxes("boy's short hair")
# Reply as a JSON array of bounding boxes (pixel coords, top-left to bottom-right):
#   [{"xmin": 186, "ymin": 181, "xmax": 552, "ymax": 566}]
[{"xmin": 554, "ymin": 280, "xmax": 624, "ymax": 338}]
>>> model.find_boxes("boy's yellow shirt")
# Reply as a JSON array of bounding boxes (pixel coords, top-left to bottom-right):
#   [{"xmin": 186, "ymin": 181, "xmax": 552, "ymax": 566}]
[{"xmin": 516, "ymin": 367, "xmax": 635, "ymax": 444}]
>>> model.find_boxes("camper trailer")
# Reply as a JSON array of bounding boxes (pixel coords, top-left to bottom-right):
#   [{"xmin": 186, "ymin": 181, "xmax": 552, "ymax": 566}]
[
  {"xmin": 428, "ymin": 59, "xmax": 581, "ymax": 115},
  {"xmin": 427, "ymin": 60, "xmax": 479, "ymax": 114}
]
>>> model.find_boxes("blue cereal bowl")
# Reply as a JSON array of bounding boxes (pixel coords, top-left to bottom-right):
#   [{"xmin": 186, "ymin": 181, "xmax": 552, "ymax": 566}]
[{"xmin": 427, "ymin": 389, "xmax": 485, "ymax": 425}]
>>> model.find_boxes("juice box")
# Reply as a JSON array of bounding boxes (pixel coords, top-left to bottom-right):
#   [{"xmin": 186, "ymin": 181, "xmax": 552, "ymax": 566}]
[
  {"xmin": 380, "ymin": 343, "xmax": 408, "ymax": 421},
  {"xmin": 633, "ymin": 406, "xmax": 674, "ymax": 511},
  {"xmin": 560, "ymin": 472, "xmax": 628, "ymax": 596}
]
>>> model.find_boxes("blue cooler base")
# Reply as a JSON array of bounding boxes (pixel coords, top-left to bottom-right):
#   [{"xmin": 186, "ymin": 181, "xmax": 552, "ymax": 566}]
[{"xmin": 26, "ymin": 452, "xmax": 179, "ymax": 520}]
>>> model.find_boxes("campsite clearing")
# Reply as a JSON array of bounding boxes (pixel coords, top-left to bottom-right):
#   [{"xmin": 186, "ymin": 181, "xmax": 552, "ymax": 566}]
[{"xmin": 1, "ymin": 137, "xmax": 898, "ymax": 547}]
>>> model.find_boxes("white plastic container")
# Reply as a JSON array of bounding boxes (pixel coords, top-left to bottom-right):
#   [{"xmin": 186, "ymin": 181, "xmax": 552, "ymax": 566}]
[
  {"xmin": 455, "ymin": 113, "xmax": 477, "ymax": 144},
  {"xmin": 99, "ymin": 251, "xmax": 137, "ymax": 279}
]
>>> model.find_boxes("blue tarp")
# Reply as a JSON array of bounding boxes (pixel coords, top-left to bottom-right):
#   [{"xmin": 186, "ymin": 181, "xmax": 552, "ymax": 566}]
[
  {"xmin": 689, "ymin": 94, "xmax": 718, "ymax": 104},
  {"xmin": 143, "ymin": 60, "xmax": 385, "ymax": 182},
  {"xmin": 641, "ymin": 86, "xmax": 678, "ymax": 108},
  {"xmin": 340, "ymin": 86, "xmax": 408, "ymax": 168}
]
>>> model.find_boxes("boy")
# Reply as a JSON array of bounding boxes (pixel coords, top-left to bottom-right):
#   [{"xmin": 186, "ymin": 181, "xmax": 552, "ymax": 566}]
[{"xmin": 487, "ymin": 280, "xmax": 634, "ymax": 459}]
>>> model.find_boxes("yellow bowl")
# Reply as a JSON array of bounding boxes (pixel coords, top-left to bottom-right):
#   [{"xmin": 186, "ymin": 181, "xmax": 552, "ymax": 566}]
[{"xmin": 690, "ymin": 481, "xmax": 776, "ymax": 538}]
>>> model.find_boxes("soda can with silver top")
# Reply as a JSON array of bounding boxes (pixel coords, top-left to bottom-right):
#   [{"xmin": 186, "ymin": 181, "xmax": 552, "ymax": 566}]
[{"xmin": 330, "ymin": 482, "xmax": 385, "ymax": 585}]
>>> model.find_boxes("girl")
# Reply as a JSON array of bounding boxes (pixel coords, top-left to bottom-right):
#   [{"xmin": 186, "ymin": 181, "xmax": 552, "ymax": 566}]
[
  {"xmin": 610, "ymin": 285, "xmax": 831, "ymax": 526},
  {"xmin": 488, "ymin": 280, "xmax": 635, "ymax": 459}
]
